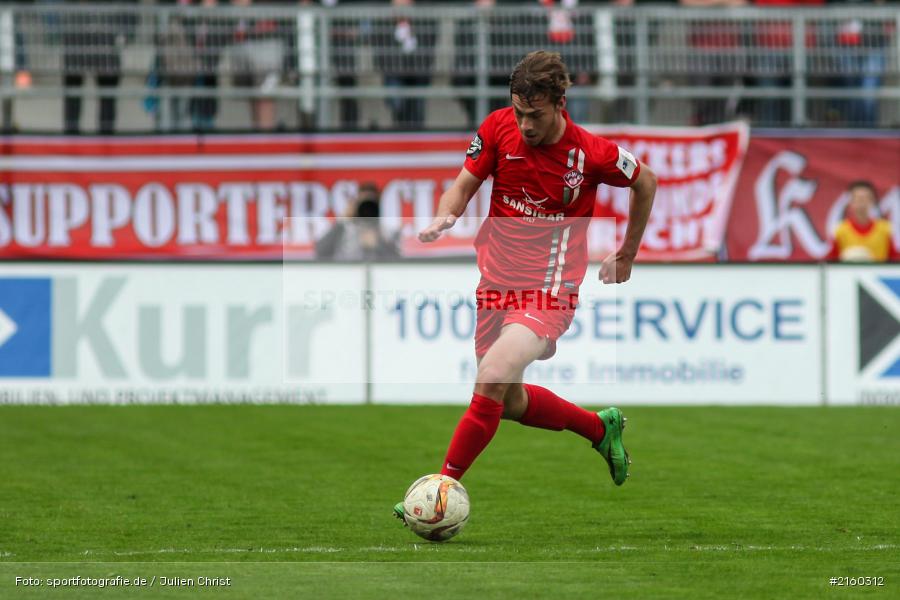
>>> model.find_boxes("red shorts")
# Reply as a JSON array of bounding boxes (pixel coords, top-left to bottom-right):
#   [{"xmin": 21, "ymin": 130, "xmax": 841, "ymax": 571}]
[{"xmin": 474, "ymin": 278, "xmax": 577, "ymax": 360}]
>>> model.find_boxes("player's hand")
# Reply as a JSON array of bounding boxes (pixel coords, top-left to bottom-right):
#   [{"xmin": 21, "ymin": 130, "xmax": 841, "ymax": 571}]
[
  {"xmin": 418, "ymin": 215, "xmax": 457, "ymax": 243},
  {"xmin": 599, "ymin": 251, "xmax": 634, "ymax": 284}
]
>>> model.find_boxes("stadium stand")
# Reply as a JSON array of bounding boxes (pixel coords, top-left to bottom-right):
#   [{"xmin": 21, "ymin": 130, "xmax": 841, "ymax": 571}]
[{"xmin": 1, "ymin": 1, "xmax": 898, "ymax": 132}]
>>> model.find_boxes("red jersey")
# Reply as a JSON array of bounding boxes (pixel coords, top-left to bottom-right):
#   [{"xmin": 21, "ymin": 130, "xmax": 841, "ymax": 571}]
[{"xmin": 463, "ymin": 107, "xmax": 640, "ymax": 293}]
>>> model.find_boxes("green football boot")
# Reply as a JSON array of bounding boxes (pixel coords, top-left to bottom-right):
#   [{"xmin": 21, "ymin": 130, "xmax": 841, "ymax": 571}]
[
  {"xmin": 393, "ymin": 502, "xmax": 407, "ymax": 526},
  {"xmin": 593, "ymin": 407, "xmax": 630, "ymax": 486}
]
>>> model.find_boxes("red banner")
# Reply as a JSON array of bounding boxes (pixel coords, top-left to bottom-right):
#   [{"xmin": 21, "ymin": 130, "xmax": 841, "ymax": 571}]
[
  {"xmin": 594, "ymin": 123, "xmax": 748, "ymax": 261},
  {"xmin": 725, "ymin": 135, "xmax": 900, "ymax": 261},
  {"xmin": 0, "ymin": 124, "xmax": 747, "ymax": 261}
]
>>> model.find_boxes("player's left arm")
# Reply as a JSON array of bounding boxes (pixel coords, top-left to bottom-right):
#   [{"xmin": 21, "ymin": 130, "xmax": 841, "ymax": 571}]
[{"xmin": 600, "ymin": 162, "xmax": 657, "ymax": 284}]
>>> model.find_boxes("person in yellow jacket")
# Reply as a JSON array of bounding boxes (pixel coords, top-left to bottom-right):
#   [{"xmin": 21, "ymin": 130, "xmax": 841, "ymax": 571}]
[{"xmin": 829, "ymin": 181, "xmax": 898, "ymax": 262}]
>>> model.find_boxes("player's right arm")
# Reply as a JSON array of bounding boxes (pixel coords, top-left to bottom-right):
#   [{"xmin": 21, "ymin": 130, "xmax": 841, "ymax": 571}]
[
  {"xmin": 419, "ymin": 115, "xmax": 498, "ymax": 243},
  {"xmin": 418, "ymin": 167, "xmax": 483, "ymax": 242}
]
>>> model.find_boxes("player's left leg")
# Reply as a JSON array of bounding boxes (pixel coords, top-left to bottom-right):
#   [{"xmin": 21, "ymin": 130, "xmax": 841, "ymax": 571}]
[
  {"xmin": 499, "ymin": 311, "xmax": 630, "ymax": 485},
  {"xmin": 494, "ymin": 309, "xmax": 605, "ymax": 443},
  {"xmin": 513, "ymin": 384, "xmax": 604, "ymax": 444},
  {"xmin": 513, "ymin": 384, "xmax": 630, "ymax": 485}
]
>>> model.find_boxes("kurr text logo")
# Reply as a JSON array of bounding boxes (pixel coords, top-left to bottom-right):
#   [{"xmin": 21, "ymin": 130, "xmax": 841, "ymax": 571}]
[{"xmin": 0, "ymin": 276, "xmax": 325, "ymax": 380}]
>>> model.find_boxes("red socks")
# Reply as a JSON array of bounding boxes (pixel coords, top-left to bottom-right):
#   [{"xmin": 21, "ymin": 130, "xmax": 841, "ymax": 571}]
[
  {"xmin": 520, "ymin": 384, "xmax": 605, "ymax": 445},
  {"xmin": 440, "ymin": 393, "xmax": 504, "ymax": 481},
  {"xmin": 439, "ymin": 387, "xmax": 603, "ymax": 481}
]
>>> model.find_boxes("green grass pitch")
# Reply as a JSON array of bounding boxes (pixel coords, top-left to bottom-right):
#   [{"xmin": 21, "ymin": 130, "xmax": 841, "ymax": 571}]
[{"xmin": 1, "ymin": 405, "xmax": 898, "ymax": 599}]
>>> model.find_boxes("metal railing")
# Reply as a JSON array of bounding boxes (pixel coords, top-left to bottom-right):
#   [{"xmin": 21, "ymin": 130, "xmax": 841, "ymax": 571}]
[{"xmin": 1, "ymin": 4, "xmax": 898, "ymax": 133}]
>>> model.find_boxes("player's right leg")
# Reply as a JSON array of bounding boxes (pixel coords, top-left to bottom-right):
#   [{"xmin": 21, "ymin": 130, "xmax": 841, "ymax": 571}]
[
  {"xmin": 395, "ymin": 324, "xmax": 547, "ymax": 524},
  {"xmin": 436, "ymin": 323, "xmax": 550, "ymax": 482},
  {"xmin": 474, "ymin": 322, "xmax": 549, "ymax": 402}
]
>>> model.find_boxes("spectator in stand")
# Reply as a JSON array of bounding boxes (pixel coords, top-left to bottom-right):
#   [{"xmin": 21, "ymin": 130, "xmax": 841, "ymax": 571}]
[
  {"xmin": 452, "ymin": 0, "xmax": 510, "ymax": 128},
  {"xmin": 288, "ymin": 0, "xmax": 365, "ymax": 130},
  {"xmin": 613, "ymin": 0, "xmax": 692, "ymax": 124},
  {"xmin": 372, "ymin": 0, "xmax": 437, "ymax": 129},
  {"xmin": 315, "ymin": 183, "xmax": 401, "ymax": 261},
  {"xmin": 826, "ymin": 0, "xmax": 892, "ymax": 126},
  {"xmin": 453, "ymin": 0, "xmax": 595, "ymax": 126},
  {"xmin": 747, "ymin": 0, "xmax": 824, "ymax": 126},
  {"xmin": 540, "ymin": 0, "xmax": 596, "ymax": 123},
  {"xmin": 829, "ymin": 180, "xmax": 899, "ymax": 262},
  {"xmin": 2, "ymin": 24, "xmax": 31, "ymax": 132},
  {"xmin": 147, "ymin": 0, "xmax": 226, "ymax": 132},
  {"xmin": 680, "ymin": 0, "xmax": 747, "ymax": 125},
  {"xmin": 14, "ymin": 27, "xmax": 30, "ymax": 91},
  {"xmin": 229, "ymin": 0, "xmax": 288, "ymax": 131},
  {"xmin": 318, "ymin": 0, "xmax": 363, "ymax": 130},
  {"xmin": 62, "ymin": 2, "xmax": 135, "ymax": 134},
  {"xmin": 189, "ymin": 0, "xmax": 228, "ymax": 132},
  {"xmin": 151, "ymin": 1, "xmax": 198, "ymax": 131}
]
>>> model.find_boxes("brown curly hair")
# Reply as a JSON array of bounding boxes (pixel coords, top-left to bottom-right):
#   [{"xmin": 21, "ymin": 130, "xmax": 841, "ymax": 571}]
[{"xmin": 509, "ymin": 50, "xmax": 572, "ymax": 106}]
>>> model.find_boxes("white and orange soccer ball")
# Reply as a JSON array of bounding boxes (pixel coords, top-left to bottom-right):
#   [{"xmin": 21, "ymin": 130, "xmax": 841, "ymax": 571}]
[{"xmin": 402, "ymin": 474, "xmax": 470, "ymax": 542}]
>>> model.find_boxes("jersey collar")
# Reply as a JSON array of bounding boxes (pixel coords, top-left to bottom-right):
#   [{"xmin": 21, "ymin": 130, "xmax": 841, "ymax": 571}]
[{"xmin": 847, "ymin": 214, "xmax": 875, "ymax": 235}]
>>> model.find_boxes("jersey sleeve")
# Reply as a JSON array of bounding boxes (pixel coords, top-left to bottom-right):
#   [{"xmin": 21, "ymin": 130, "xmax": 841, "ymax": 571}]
[
  {"xmin": 463, "ymin": 112, "xmax": 499, "ymax": 181},
  {"xmin": 588, "ymin": 136, "xmax": 641, "ymax": 188}
]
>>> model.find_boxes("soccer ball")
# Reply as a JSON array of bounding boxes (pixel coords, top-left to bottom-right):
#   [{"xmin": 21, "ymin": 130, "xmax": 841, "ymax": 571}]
[{"xmin": 402, "ymin": 474, "xmax": 470, "ymax": 542}]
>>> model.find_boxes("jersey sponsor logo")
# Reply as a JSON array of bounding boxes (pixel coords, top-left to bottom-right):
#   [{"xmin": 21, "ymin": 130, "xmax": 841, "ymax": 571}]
[
  {"xmin": 501, "ymin": 195, "xmax": 564, "ymax": 222},
  {"xmin": 564, "ymin": 169, "xmax": 584, "ymax": 189},
  {"xmin": 466, "ymin": 133, "xmax": 483, "ymax": 159},
  {"xmin": 617, "ymin": 146, "xmax": 638, "ymax": 179},
  {"xmin": 506, "ymin": 153, "xmax": 525, "ymax": 160},
  {"xmin": 522, "ymin": 187, "xmax": 549, "ymax": 207}
]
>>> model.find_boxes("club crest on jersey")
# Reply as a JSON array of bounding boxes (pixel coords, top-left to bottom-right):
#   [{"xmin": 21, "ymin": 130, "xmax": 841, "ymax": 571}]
[
  {"xmin": 563, "ymin": 147, "xmax": 586, "ymax": 205},
  {"xmin": 466, "ymin": 133, "xmax": 483, "ymax": 159},
  {"xmin": 563, "ymin": 169, "xmax": 584, "ymax": 189}
]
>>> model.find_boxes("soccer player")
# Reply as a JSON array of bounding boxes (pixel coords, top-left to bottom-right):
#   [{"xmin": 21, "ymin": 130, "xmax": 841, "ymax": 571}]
[
  {"xmin": 395, "ymin": 50, "xmax": 657, "ymax": 520},
  {"xmin": 829, "ymin": 180, "xmax": 899, "ymax": 262}
]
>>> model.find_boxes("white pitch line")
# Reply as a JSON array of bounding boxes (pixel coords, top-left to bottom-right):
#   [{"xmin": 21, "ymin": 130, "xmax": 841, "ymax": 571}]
[
  {"xmin": 587, "ymin": 544, "xmax": 900, "ymax": 553},
  {"xmin": 88, "ymin": 547, "xmax": 346, "ymax": 558},
  {"xmin": 70, "ymin": 543, "xmax": 900, "ymax": 559}
]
